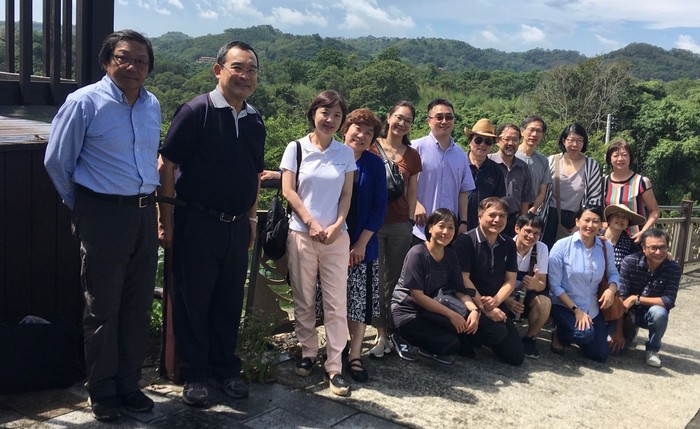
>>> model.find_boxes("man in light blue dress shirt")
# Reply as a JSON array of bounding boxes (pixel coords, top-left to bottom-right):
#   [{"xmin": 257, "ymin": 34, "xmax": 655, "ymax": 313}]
[
  {"xmin": 44, "ymin": 30, "xmax": 161, "ymax": 422},
  {"xmin": 412, "ymin": 98, "xmax": 475, "ymax": 242}
]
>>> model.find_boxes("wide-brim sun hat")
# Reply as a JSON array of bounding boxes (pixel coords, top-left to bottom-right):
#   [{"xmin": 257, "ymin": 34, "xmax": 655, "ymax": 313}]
[
  {"xmin": 604, "ymin": 204, "xmax": 646, "ymax": 226},
  {"xmin": 464, "ymin": 118, "xmax": 497, "ymax": 138}
]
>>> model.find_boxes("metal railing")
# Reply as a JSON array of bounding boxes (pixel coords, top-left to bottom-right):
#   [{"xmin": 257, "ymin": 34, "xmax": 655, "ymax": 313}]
[{"xmin": 655, "ymin": 201, "xmax": 698, "ymax": 272}]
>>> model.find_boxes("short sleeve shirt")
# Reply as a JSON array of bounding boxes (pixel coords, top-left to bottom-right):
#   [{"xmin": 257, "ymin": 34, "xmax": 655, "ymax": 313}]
[
  {"xmin": 516, "ymin": 149, "xmax": 552, "ymax": 197},
  {"xmin": 280, "ymin": 135, "xmax": 356, "ymax": 231},
  {"xmin": 370, "ymin": 144, "xmax": 422, "ymax": 224},
  {"xmin": 391, "ymin": 244, "xmax": 467, "ymax": 328},
  {"xmin": 453, "ymin": 227, "xmax": 518, "ymax": 297},
  {"xmin": 514, "ymin": 240, "xmax": 549, "ymax": 289}
]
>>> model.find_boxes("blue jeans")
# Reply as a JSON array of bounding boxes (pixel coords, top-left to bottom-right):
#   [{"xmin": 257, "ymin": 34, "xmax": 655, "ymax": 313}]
[
  {"xmin": 551, "ymin": 305, "xmax": 609, "ymax": 362},
  {"xmin": 625, "ymin": 305, "xmax": 669, "ymax": 352}
]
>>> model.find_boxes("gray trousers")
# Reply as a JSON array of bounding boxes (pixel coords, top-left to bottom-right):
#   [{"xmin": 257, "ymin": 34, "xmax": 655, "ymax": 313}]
[
  {"xmin": 375, "ymin": 221, "xmax": 413, "ymax": 330},
  {"xmin": 73, "ymin": 188, "xmax": 157, "ymax": 399}
]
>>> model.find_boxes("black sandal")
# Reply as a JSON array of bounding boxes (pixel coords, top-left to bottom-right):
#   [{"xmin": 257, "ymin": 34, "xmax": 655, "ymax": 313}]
[{"xmin": 348, "ymin": 358, "xmax": 368, "ymax": 382}]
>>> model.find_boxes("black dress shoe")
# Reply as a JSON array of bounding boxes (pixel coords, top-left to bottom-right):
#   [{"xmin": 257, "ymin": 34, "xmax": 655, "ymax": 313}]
[
  {"xmin": 88, "ymin": 396, "xmax": 121, "ymax": 421},
  {"xmin": 119, "ymin": 390, "xmax": 155, "ymax": 412}
]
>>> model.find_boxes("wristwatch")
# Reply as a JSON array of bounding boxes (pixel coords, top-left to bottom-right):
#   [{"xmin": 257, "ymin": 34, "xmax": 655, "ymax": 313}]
[
  {"xmin": 459, "ymin": 220, "xmax": 468, "ymax": 226},
  {"xmin": 570, "ymin": 305, "xmax": 578, "ymax": 312},
  {"xmin": 408, "ymin": 219, "xmax": 416, "ymax": 226},
  {"xmin": 635, "ymin": 295, "xmax": 641, "ymax": 306}
]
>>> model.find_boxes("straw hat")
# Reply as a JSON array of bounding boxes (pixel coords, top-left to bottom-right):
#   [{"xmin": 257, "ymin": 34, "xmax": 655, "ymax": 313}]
[
  {"xmin": 604, "ymin": 204, "xmax": 646, "ymax": 226},
  {"xmin": 464, "ymin": 118, "xmax": 497, "ymax": 138}
]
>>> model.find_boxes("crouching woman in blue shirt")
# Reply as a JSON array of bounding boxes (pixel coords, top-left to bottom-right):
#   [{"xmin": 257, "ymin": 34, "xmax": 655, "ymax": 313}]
[{"xmin": 548, "ymin": 205, "xmax": 619, "ymax": 362}]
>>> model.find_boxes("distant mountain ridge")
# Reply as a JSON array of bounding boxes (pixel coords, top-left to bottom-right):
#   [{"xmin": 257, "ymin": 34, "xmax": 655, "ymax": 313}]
[{"xmin": 4, "ymin": 21, "xmax": 693, "ymax": 81}]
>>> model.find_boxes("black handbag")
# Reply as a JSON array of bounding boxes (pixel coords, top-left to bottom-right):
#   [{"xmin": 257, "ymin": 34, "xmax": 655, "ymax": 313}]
[
  {"xmin": 262, "ymin": 140, "xmax": 301, "ymax": 260},
  {"xmin": 374, "ymin": 141, "xmax": 405, "ymax": 201}
]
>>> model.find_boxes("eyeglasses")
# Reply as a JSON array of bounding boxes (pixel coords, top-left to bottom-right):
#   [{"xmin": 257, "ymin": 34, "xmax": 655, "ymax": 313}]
[
  {"xmin": 565, "ymin": 137, "xmax": 584, "ymax": 145},
  {"xmin": 222, "ymin": 64, "xmax": 259, "ymax": 77},
  {"xmin": 473, "ymin": 136, "xmax": 494, "ymax": 146},
  {"xmin": 112, "ymin": 54, "xmax": 148, "ymax": 68},
  {"xmin": 499, "ymin": 137, "xmax": 520, "ymax": 144},
  {"xmin": 644, "ymin": 245, "xmax": 668, "ymax": 253},
  {"xmin": 428, "ymin": 114, "xmax": 455, "ymax": 122},
  {"xmin": 524, "ymin": 126, "xmax": 543, "ymax": 134},
  {"xmin": 393, "ymin": 114, "xmax": 413, "ymax": 125}
]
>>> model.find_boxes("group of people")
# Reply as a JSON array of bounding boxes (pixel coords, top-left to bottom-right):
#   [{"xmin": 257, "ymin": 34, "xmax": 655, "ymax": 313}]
[{"xmin": 43, "ymin": 31, "xmax": 681, "ymax": 421}]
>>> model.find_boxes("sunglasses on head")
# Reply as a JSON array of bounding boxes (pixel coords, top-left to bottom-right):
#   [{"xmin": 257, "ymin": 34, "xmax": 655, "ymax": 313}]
[{"xmin": 473, "ymin": 136, "xmax": 494, "ymax": 146}]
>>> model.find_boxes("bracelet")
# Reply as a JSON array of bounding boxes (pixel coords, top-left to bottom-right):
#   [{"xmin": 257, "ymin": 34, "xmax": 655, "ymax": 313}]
[
  {"xmin": 459, "ymin": 220, "xmax": 468, "ymax": 226},
  {"xmin": 249, "ymin": 217, "xmax": 258, "ymax": 223}
]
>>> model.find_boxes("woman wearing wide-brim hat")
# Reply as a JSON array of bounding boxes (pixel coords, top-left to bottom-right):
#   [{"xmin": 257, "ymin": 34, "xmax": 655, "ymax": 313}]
[
  {"xmin": 463, "ymin": 118, "xmax": 506, "ymax": 230},
  {"xmin": 602, "ymin": 204, "xmax": 646, "ymax": 270}
]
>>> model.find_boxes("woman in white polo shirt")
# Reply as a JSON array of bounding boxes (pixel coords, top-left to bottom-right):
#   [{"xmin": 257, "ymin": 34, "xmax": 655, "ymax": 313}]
[{"xmin": 281, "ymin": 90, "xmax": 356, "ymax": 396}]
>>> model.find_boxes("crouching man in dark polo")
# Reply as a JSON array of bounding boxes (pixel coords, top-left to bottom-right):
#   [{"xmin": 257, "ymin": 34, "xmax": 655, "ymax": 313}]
[
  {"xmin": 157, "ymin": 41, "xmax": 265, "ymax": 407},
  {"xmin": 44, "ymin": 30, "xmax": 160, "ymax": 421},
  {"xmin": 619, "ymin": 228, "xmax": 680, "ymax": 368}
]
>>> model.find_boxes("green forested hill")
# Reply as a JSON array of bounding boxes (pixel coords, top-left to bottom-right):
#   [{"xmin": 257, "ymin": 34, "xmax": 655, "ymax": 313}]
[{"xmin": 148, "ymin": 25, "xmax": 700, "ymax": 80}]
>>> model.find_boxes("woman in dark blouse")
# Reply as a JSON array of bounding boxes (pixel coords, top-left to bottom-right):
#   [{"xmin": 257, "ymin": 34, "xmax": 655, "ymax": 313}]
[{"xmin": 390, "ymin": 208, "xmax": 480, "ymax": 363}]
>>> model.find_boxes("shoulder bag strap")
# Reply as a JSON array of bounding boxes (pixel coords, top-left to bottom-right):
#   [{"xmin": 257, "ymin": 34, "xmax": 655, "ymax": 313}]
[
  {"xmin": 554, "ymin": 154, "xmax": 564, "ymax": 227},
  {"xmin": 287, "ymin": 140, "xmax": 302, "ymax": 215},
  {"xmin": 374, "ymin": 140, "xmax": 389, "ymax": 161},
  {"xmin": 527, "ymin": 243, "xmax": 538, "ymax": 276}
]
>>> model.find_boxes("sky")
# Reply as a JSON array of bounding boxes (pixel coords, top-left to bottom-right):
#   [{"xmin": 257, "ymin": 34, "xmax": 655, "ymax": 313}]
[{"xmin": 6, "ymin": 0, "xmax": 700, "ymax": 56}]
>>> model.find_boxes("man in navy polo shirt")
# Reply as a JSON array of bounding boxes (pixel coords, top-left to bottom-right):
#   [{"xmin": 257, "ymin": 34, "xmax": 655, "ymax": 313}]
[
  {"xmin": 157, "ymin": 41, "xmax": 265, "ymax": 406},
  {"xmin": 452, "ymin": 197, "xmax": 525, "ymax": 365}
]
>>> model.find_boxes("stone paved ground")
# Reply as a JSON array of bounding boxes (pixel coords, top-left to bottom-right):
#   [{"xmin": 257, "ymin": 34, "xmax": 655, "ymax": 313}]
[{"xmin": 2, "ymin": 268, "xmax": 700, "ymax": 428}]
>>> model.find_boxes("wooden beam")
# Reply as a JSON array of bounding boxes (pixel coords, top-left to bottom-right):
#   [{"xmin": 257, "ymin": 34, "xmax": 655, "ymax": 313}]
[
  {"xmin": 62, "ymin": 0, "xmax": 73, "ymax": 79},
  {"xmin": 19, "ymin": 0, "xmax": 32, "ymax": 87},
  {"xmin": 76, "ymin": 0, "xmax": 114, "ymax": 87},
  {"xmin": 4, "ymin": 0, "xmax": 15, "ymax": 73}
]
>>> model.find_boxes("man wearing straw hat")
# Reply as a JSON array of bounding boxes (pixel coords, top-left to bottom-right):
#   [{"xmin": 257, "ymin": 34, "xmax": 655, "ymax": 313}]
[{"xmin": 464, "ymin": 118, "xmax": 506, "ymax": 230}]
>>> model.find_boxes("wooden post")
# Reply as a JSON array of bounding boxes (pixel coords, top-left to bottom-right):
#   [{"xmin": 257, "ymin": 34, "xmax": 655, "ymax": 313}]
[{"xmin": 676, "ymin": 200, "xmax": 694, "ymax": 273}]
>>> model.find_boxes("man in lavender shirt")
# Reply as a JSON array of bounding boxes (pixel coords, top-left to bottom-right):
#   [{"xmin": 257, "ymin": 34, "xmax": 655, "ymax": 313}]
[{"xmin": 411, "ymin": 98, "xmax": 475, "ymax": 242}]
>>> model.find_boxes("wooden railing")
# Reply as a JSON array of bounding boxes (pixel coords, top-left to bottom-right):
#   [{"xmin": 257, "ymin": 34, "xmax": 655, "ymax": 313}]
[
  {"xmin": 1, "ymin": 0, "xmax": 114, "ymax": 106},
  {"xmin": 655, "ymin": 201, "xmax": 698, "ymax": 272}
]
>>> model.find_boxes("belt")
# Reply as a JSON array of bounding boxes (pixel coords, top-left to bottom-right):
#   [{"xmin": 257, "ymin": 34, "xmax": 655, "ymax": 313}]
[
  {"xmin": 77, "ymin": 185, "xmax": 154, "ymax": 208},
  {"xmin": 187, "ymin": 202, "xmax": 246, "ymax": 223}
]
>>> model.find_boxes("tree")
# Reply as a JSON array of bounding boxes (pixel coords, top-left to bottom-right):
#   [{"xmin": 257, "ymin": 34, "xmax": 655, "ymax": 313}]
[
  {"xmin": 532, "ymin": 58, "xmax": 631, "ymax": 132},
  {"xmin": 347, "ymin": 60, "xmax": 419, "ymax": 112},
  {"xmin": 644, "ymin": 137, "xmax": 700, "ymax": 204}
]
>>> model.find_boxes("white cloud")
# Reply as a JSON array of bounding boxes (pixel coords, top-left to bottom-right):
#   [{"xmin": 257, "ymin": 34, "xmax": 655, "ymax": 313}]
[
  {"xmin": 270, "ymin": 7, "xmax": 328, "ymax": 27},
  {"xmin": 595, "ymin": 34, "xmax": 622, "ymax": 47},
  {"xmin": 675, "ymin": 35, "xmax": 700, "ymax": 54},
  {"xmin": 196, "ymin": 4, "xmax": 218, "ymax": 20},
  {"xmin": 153, "ymin": 6, "xmax": 171, "ymax": 15},
  {"xmin": 117, "ymin": 0, "xmax": 129, "ymax": 5},
  {"xmin": 167, "ymin": 0, "xmax": 184, "ymax": 9},
  {"xmin": 518, "ymin": 24, "xmax": 545, "ymax": 43},
  {"xmin": 481, "ymin": 30, "xmax": 499, "ymax": 43},
  {"xmin": 337, "ymin": 0, "xmax": 415, "ymax": 33}
]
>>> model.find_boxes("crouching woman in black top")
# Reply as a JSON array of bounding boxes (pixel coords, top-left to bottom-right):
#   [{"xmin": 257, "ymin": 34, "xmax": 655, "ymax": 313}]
[{"xmin": 390, "ymin": 208, "xmax": 480, "ymax": 364}]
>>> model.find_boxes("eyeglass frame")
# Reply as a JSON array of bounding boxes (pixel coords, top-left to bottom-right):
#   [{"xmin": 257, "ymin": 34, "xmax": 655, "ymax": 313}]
[
  {"xmin": 112, "ymin": 54, "xmax": 149, "ymax": 69},
  {"xmin": 428, "ymin": 114, "xmax": 455, "ymax": 122}
]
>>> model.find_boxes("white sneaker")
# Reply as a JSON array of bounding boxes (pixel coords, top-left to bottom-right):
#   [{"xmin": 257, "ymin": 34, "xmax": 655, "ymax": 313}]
[
  {"xmin": 645, "ymin": 350, "xmax": 661, "ymax": 368},
  {"xmin": 368, "ymin": 336, "xmax": 392, "ymax": 358}
]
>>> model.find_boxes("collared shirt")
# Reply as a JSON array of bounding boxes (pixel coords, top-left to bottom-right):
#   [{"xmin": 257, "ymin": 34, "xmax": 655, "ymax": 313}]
[
  {"xmin": 466, "ymin": 156, "xmax": 506, "ymax": 230},
  {"xmin": 280, "ymin": 135, "xmax": 356, "ymax": 231},
  {"xmin": 209, "ymin": 86, "xmax": 257, "ymax": 137},
  {"xmin": 489, "ymin": 151, "xmax": 535, "ymax": 214},
  {"xmin": 453, "ymin": 226, "xmax": 517, "ymax": 297},
  {"xmin": 515, "ymin": 240, "xmax": 549, "ymax": 289},
  {"xmin": 619, "ymin": 252, "xmax": 680, "ymax": 310},
  {"xmin": 160, "ymin": 89, "xmax": 265, "ymax": 215},
  {"xmin": 515, "ymin": 149, "xmax": 552, "ymax": 197},
  {"xmin": 45, "ymin": 75, "xmax": 161, "ymax": 209},
  {"xmin": 412, "ymin": 133, "xmax": 475, "ymax": 239},
  {"xmin": 548, "ymin": 232, "xmax": 619, "ymax": 318}
]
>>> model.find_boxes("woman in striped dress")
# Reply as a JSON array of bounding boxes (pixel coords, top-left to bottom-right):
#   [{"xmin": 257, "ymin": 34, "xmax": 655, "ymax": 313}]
[
  {"xmin": 540, "ymin": 123, "xmax": 602, "ymax": 248},
  {"xmin": 603, "ymin": 139, "xmax": 660, "ymax": 242}
]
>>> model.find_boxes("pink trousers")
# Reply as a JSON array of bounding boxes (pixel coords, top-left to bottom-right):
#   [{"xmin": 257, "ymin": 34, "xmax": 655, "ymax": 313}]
[{"xmin": 287, "ymin": 230, "xmax": 349, "ymax": 374}]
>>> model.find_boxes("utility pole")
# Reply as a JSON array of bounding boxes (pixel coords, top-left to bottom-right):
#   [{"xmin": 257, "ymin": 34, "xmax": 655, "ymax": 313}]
[{"xmin": 605, "ymin": 114, "xmax": 612, "ymax": 144}]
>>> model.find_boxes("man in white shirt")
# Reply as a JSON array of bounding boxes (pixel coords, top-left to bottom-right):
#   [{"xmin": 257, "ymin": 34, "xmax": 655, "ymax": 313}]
[{"xmin": 503, "ymin": 213, "xmax": 551, "ymax": 359}]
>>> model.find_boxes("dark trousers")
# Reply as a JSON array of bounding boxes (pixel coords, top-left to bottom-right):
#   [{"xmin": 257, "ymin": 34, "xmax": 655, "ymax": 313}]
[
  {"xmin": 73, "ymin": 189, "xmax": 157, "ymax": 399},
  {"xmin": 397, "ymin": 310, "xmax": 525, "ymax": 365},
  {"xmin": 551, "ymin": 305, "xmax": 609, "ymax": 362},
  {"xmin": 542, "ymin": 208, "xmax": 576, "ymax": 249},
  {"xmin": 172, "ymin": 207, "xmax": 251, "ymax": 383},
  {"xmin": 466, "ymin": 312, "xmax": 525, "ymax": 365}
]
